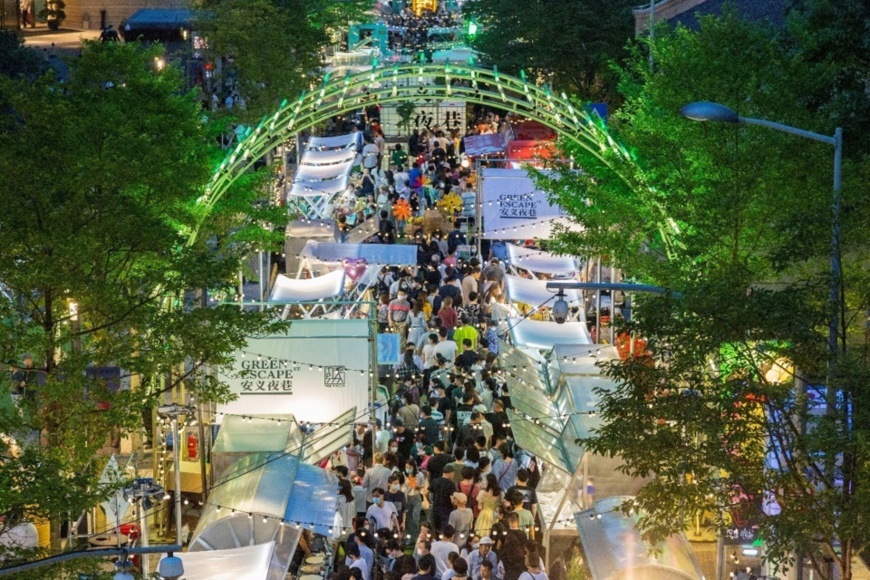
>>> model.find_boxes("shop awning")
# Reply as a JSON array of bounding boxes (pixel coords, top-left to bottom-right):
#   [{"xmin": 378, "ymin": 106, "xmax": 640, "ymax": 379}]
[
  {"xmin": 294, "ymin": 161, "xmax": 355, "ymax": 182},
  {"xmin": 300, "ymin": 241, "xmax": 417, "ymax": 266},
  {"xmin": 507, "ymin": 243, "xmax": 580, "ymax": 275},
  {"xmin": 300, "ymin": 148, "xmax": 357, "ymax": 166},
  {"xmin": 307, "ymin": 134, "xmax": 358, "ymax": 149},
  {"xmin": 507, "ymin": 318, "xmax": 592, "ymax": 350},
  {"xmin": 574, "ymin": 496, "xmax": 705, "ymax": 580},
  {"xmin": 504, "ymin": 274, "xmax": 583, "ymax": 310},
  {"xmin": 507, "ymin": 409, "xmax": 575, "ymax": 474},
  {"xmin": 498, "ymin": 340, "xmax": 552, "ymax": 395},
  {"xmin": 125, "ymin": 8, "xmax": 195, "ymax": 30},
  {"xmin": 289, "ymin": 175, "xmax": 350, "ymax": 197},
  {"xmin": 189, "ymin": 453, "xmax": 337, "ymax": 579},
  {"xmin": 167, "ymin": 542, "xmax": 273, "ymax": 580},
  {"xmin": 269, "ymin": 271, "xmax": 345, "ymax": 302}
]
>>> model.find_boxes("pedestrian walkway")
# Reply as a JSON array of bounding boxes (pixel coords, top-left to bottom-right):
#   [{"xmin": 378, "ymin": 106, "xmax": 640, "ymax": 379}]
[{"xmin": 20, "ymin": 25, "xmax": 100, "ymax": 53}]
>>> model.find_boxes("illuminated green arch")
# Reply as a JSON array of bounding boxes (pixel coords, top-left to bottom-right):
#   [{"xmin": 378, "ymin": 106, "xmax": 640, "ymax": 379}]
[{"xmin": 190, "ymin": 62, "xmax": 635, "ymax": 245}]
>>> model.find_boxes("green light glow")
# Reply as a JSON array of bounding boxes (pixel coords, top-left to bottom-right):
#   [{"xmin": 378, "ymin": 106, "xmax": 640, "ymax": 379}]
[{"xmin": 191, "ymin": 63, "xmax": 635, "ymax": 249}]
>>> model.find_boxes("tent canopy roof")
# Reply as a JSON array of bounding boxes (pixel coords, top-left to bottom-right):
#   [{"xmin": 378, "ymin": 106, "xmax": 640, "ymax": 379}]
[
  {"xmin": 508, "ymin": 318, "xmax": 592, "ymax": 350},
  {"xmin": 213, "ymin": 415, "xmax": 302, "ymax": 453},
  {"xmin": 574, "ymin": 496, "xmax": 705, "ymax": 580},
  {"xmin": 301, "ymin": 241, "xmax": 418, "ymax": 266},
  {"xmin": 507, "ymin": 243, "xmax": 580, "ymax": 275},
  {"xmin": 504, "ymin": 274, "xmax": 582, "ymax": 310},
  {"xmin": 269, "ymin": 270, "xmax": 345, "ymax": 302}
]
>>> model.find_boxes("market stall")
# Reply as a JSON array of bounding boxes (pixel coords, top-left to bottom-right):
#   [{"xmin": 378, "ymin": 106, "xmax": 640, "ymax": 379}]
[
  {"xmin": 269, "ymin": 270, "xmax": 347, "ymax": 318},
  {"xmin": 506, "ymin": 243, "xmax": 580, "ymax": 279},
  {"xmin": 507, "ymin": 318, "xmax": 592, "ymax": 350},
  {"xmin": 189, "ymin": 454, "xmax": 338, "ymax": 580},
  {"xmin": 289, "ymin": 133, "xmax": 358, "ymax": 220},
  {"xmin": 574, "ymin": 496, "xmax": 706, "ymax": 580},
  {"xmin": 504, "ymin": 274, "xmax": 585, "ymax": 322}
]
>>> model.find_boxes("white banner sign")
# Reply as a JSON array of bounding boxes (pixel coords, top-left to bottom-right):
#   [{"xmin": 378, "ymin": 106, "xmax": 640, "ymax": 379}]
[
  {"xmin": 480, "ymin": 168, "xmax": 571, "ymax": 240},
  {"xmin": 218, "ymin": 319, "xmax": 371, "ymax": 423}
]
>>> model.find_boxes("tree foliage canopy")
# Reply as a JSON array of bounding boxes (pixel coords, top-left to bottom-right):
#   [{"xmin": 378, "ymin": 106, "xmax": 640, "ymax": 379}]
[
  {"xmin": 196, "ymin": 0, "xmax": 372, "ymax": 121},
  {"xmin": 0, "ymin": 41, "xmax": 285, "ymax": 569},
  {"xmin": 463, "ymin": 0, "xmax": 637, "ymax": 101},
  {"xmin": 537, "ymin": 11, "xmax": 870, "ymax": 579}
]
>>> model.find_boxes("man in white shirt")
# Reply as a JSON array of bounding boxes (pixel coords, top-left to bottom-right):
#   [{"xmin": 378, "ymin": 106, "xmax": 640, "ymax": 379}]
[
  {"xmin": 347, "ymin": 542, "xmax": 371, "ymax": 580},
  {"xmin": 432, "ymin": 327, "xmax": 458, "ymax": 363},
  {"xmin": 362, "ymin": 454, "xmax": 392, "ymax": 502},
  {"xmin": 362, "ymin": 136, "xmax": 380, "ymax": 170},
  {"xmin": 431, "ymin": 525, "xmax": 460, "ymax": 577},
  {"xmin": 366, "ymin": 488, "xmax": 400, "ymax": 531},
  {"xmin": 394, "ymin": 165, "xmax": 410, "ymax": 190},
  {"xmin": 374, "ymin": 419, "xmax": 392, "ymax": 455}
]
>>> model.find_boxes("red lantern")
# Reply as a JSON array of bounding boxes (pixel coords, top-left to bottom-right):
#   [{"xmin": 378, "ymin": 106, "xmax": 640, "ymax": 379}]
[{"xmin": 187, "ymin": 432, "xmax": 199, "ymax": 460}]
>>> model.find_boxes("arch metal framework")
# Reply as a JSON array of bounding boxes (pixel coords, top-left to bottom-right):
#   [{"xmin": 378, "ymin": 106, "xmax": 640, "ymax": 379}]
[{"xmin": 189, "ymin": 62, "xmax": 635, "ymax": 245}]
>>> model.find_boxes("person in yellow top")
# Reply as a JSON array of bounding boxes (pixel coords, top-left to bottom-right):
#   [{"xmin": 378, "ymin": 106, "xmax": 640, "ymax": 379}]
[{"xmin": 452, "ymin": 315, "xmax": 478, "ymax": 354}]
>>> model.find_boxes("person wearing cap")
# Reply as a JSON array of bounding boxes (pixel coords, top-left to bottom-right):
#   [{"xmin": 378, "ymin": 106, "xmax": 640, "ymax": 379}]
[
  {"xmin": 448, "ymin": 491, "xmax": 474, "ymax": 539},
  {"xmin": 465, "ymin": 536, "xmax": 499, "ymax": 580}
]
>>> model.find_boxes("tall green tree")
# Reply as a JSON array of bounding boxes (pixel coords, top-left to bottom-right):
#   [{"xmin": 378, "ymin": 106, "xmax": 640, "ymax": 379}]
[
  {"xmin": 196, "ymin": 0, "xmax": 372, "ymax": 122},
  {"xmin": 537, "ymin": 12, "xmax": 870, "ymax": 579},
  {"xmin": 0, "ymin": 40, "xmax": 284, "ymax": 570},
  {"xmin": 463, "ymin": 0, "xmax": 637, "ymax": 101}
]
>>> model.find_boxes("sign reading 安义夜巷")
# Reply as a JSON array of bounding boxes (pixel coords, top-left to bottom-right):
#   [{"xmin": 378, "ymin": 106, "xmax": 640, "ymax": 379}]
[
  {"xmin": 498, "ymin": 192, "xmax": 540, "ymax": 219},
  {"xmin": 217, "ymin": 319, "xmax": 370, "ymax": 423},
  {"xmin": 481, "ymin": 168, "xmax": 571, "ymax": 240}
]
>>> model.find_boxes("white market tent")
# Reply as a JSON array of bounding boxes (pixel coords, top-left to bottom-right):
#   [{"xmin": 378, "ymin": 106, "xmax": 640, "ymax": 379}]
[
  {"xmin": 165, "ymin": 542, "xmax": 273, "ymax": 580},
  {"xmin": 189, "ymin": 455, "xmax": 338, "ymax": 580},
  {"xmin": 504, "ymin": 345, "xmax": 643, "ymax": 555},
  {"xmin": 270, "ymin": 270, "xmax": 346, "ymax": 318},
  {"xmin": 297, "ymin": 241, "xmax": 417, "ymax": 277},
  {"xmin": 289, "ymin": 132, "xmax": 358, "ymax": 219},
  {"xmin": 507, "ymin": 318, "xmax": 592, "ymax": 350},
  {"xmin": 506, "ymin": 243, "xmax": 580, "ymax": 277},
  {"xmin": 504, "ymin": 274, "xmax": 585, "ymax": 323},
  {"xmin": 574, "ymin": 496, "xmax": 705, "ymax": 580}
]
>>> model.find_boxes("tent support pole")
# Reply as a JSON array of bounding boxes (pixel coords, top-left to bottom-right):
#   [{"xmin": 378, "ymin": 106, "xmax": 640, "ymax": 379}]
[
  {"xmin": 475, "ymin": 159, "xmax": 483, "ymax": 260},
  {"xmin": 595, "ymin": 258, "xmax": 602, "ymax": 343},
  {"xmin": 369, "ymin": 300, "xmax": 378, "ymax": 451},
  {"xmin": 545, "ymin": 460, "xmax": 584, "ymax": 567}
]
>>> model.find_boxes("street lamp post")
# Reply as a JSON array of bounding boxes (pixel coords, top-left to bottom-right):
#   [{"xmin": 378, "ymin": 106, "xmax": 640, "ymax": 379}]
[
  {"xmin": 681, "ymin": 102, "xmax": 843, "ymax": 580},
  {"xmin": 680, "ymin": 101, "xmax": 844, "ymax": 381}
]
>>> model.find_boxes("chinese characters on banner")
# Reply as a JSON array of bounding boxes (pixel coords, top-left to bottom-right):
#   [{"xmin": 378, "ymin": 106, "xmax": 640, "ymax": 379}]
[
  {"xmin": 217, "ymin": 319, "xmax": 371, "ymax": 423},
  {"xmin": 380, "ymin": 101, "xmax": 466, "ymax": 137}
]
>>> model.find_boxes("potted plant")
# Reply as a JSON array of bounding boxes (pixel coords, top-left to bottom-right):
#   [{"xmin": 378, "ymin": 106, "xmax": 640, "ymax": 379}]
[
  {"xmin": 396, "ymin": 101, "xmax": 416, "ymax": 135},
  {"xmin": 39, "ymin": 0, "xmax": 67, "ymax": 30}
]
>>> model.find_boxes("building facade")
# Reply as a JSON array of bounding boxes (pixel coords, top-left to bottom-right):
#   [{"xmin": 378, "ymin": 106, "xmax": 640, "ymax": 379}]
[{"xmin": 64, "ymin": 0, "xmax": 187, "ymax": 30}]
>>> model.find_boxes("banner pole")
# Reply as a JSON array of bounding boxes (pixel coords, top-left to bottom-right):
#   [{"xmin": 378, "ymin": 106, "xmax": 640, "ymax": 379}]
[{"xmin": 369, "ymin": 300, "xmax": 378, "ymax": 449}]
